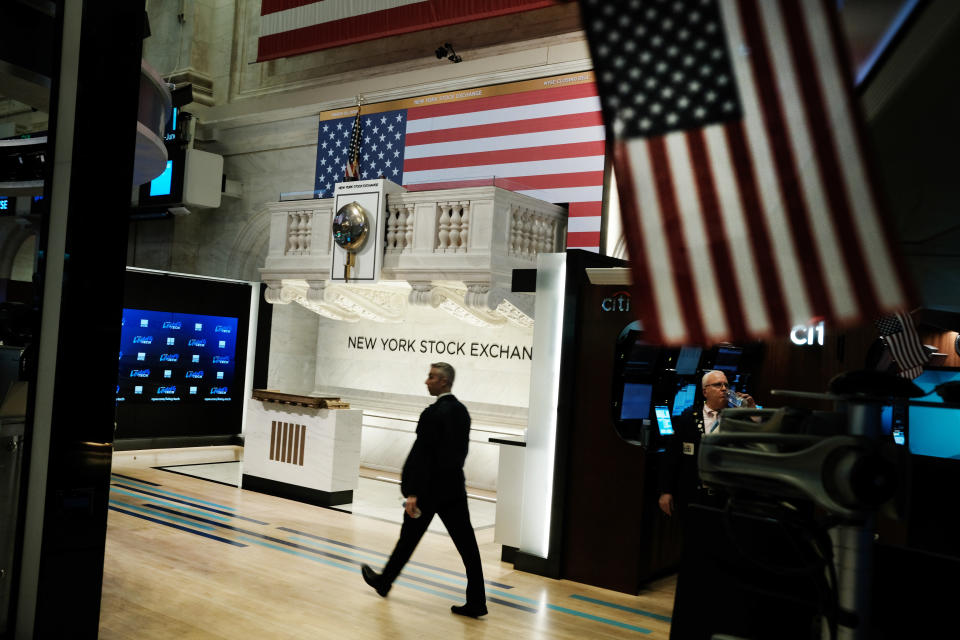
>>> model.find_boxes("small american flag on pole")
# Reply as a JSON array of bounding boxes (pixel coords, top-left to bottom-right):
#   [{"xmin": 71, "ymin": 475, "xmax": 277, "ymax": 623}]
[
  {"xmin": 580, "ymin": 0, "xmax": 914, "ymax": 345},
  {"xmin": 876, "ymin": 312, "xmax": 929, "ymax": 380},
  {"xmin": 344, "ymin": 103, "xmax": 362, "ymax": 181}
]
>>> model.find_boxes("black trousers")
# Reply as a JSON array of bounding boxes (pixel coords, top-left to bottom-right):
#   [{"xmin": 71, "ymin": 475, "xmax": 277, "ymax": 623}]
[{"xmin": 380, "ymin": 494, "xmax": 486, "ymax": 605}]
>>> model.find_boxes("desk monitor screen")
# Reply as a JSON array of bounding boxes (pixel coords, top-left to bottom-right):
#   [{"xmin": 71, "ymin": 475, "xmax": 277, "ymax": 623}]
[
  {"xmin": 713, "ymin": 346, "xmax": 742, "ymax": 372},
  {"xmin": 911, "ymin": 367, "xmax": 960, "ymax": 402},
  {"xmin": 908, "ymin": 405, "xmax": 960, "ymax": 458},
  {"xmin": 654, "ymin": 405, "xmax": 675, "ymax": 435},
  {"xmin": 673, "ymin": 383, "xmax": 697, "ymax": 416},
  {"xmin": 676, "ymin": 346, "xmax": 702, "ymax": 375},
  {"xmin": 620, "ymin": 382, "xmax": 653, "ymax": 421}
]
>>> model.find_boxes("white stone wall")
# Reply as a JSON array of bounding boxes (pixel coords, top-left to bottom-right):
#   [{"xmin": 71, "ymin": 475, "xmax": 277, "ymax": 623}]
[{"xmin": 311, "ymin": 303, "xmax": 532, "ymax": 491}]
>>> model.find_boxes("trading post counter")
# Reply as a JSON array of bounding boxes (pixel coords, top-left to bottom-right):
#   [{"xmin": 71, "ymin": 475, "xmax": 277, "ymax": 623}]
[{"xmin": 242, "ymin": 390, "xmax": 362, "ymax": 506}]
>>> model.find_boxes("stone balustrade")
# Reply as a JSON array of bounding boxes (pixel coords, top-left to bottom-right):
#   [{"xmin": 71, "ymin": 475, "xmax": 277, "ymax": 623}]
[{"xmin": 260, "ymin": 185, "xmax": 566, "ymax": 326}]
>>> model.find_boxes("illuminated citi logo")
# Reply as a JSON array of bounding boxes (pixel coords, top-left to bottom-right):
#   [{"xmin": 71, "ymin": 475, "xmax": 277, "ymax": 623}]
[{"xmin": 601, "ymin": 290, "xmax": 631, "ymax": 312}]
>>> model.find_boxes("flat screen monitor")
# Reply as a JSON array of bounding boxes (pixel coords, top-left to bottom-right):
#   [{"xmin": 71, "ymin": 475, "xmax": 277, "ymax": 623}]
[
  {"xmin": 673, "ymin": 382, "xmax": 697, "ymax": 416},
  {"xmin": 713, "ymin": 346, "xmax": 742, "ymax": 372},
  {"xmin": 620, "ymin": 382, "xmax": 653, "ymax": 421},
  {"xmin": 908, "ymin": 405, "xmax": 960, "ymax": 459},
  {"xmin": 115, "ymin": 270, "xmax": 255, "ymax": 442},
  {"xmin": 117, "ymin": 308, "xmax": 239, "ymax": 404},
  {"xmin": 654, "ymin": 405, "xmax": 675, "ymax": 435},
  {"xmin": 912, "ymin": 367, "xmax": 960, "ymax": 402},
  {"xmin": 676, "ymin": 346, "xmax": 702, "ymax": 375}
]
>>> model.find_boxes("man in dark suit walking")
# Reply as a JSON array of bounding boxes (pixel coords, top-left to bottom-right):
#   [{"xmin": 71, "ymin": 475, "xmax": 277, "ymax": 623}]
[{"xmin": 361, "ymin": 362, "xmax": 487, "ymax": 618}]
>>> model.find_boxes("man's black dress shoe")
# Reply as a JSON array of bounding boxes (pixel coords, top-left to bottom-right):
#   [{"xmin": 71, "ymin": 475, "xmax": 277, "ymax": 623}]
[
  {"xmin": 361, "ymin": 564, "xmax": 390, "ymax": 597},
  {"xmin": 451, "ymin": 603, "xmax": 488, "ymax": 618}
]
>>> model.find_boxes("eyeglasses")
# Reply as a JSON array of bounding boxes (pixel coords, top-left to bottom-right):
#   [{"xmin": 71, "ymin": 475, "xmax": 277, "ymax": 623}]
[{"xmin": 705, "ymin": 381, "xmax": 730, "ymax": 389}]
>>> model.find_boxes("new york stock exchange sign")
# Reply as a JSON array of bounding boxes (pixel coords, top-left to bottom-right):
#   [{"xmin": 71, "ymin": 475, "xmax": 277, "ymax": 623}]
[{"xmin": 347, "ymin": 335, "xmax": 532, "ymax": 361}]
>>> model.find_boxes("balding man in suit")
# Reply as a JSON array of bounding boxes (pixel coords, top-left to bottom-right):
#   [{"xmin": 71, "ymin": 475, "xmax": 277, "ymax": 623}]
[{"xmin": 361, "ymin": 362, "xmax": 487, "ymax": 618}]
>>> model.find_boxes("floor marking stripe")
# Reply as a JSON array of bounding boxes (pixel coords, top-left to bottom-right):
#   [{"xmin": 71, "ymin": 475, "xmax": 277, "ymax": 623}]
[
  {"xmin": 109, "ymin": 476, "xmax": 240, "ymax": 512},
  {"xmin": 108, "ymin": 501, "xmax": 218, "ymax": 530},
  {"xmin": 111, "ymin": 472, "xmax": 161, "ymax": 486},
  {"xmin": 277, "ymin": 526, "xmax": 514, "ymax": 589},
  {"xmin": 108, "ymin": 488, "xmax": 232, "ymax": 522},
  {"xmin": 285, "ymin": 535, "xmax": 512, "ymax": 591},
  {"xmin": 112, "ymin": 483, "xmax": 267, "ymax": 524},
  {"xmin": 108, "ymin": 505, "xmax": 246, "ymax": 547},
  {"xmin": 568, "ymin": 594, "xmax": 672, "ymax": 622},
  {"xmin": 232, "ymin": 536, "xmax": 535, "ymax": 612},
  {"xmin": 546, "ymin": 604, "xmax": 653, "ymax": 634}
]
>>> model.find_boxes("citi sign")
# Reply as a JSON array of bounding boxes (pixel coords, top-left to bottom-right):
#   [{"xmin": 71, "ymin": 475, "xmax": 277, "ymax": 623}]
[
  {"xmin": 790, "ymin": 320, "xmax": 825, "ymax": 347},
  {"xmin": 601, "ymin": 290, "xmax": 631, "ymax": 312}
]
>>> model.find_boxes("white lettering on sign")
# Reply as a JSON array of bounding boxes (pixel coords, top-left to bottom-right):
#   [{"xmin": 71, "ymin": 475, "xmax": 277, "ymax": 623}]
[
  {"xmin": 790, "ymin": 321, "xmax": 825, "ymax": 346},
  {"xmin": 346, "ymin": 336, "xmax": 532, "ymax": 360}
]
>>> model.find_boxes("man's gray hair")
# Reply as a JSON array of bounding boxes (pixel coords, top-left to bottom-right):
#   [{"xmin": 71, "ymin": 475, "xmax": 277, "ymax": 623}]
[
  {"xmin": 431, "ymin": 362, "xmax": 456, "ymax": 387},
  {"xmin": 701, "ymin": 369, "xmax": 723, "ymax": 388}
]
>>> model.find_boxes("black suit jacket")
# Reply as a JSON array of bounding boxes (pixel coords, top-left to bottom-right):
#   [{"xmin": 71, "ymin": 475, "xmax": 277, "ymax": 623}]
[
  {"xmin": 658, "ymin": 406, "xmax": 708, "ymax": 508},
  {"xmin": 400, "ymin": 394, "xmax": 471, "ymax": 510}
]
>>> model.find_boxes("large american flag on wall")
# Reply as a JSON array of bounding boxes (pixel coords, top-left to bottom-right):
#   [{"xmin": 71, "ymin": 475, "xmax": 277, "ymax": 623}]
[
  {"xmin": 581, "ymin": 0, "xmax": 914, "ymax": 345},
  {"xmin": 258, "ymin": 0, "xmax": 559, "ymax": 62},
  {"xmin": 315, "ymin": 73, "xmax": 607, "ymax": 251}
]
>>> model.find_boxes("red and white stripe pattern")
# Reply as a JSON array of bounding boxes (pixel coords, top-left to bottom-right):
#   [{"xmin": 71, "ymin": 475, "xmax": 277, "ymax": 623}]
[
  {"xmin": 402, "ymin": 82, "xmax": 606, "ymax": 251},
  {"xmin": 258, "ymin": 0, "xmax": 558, "ymax": 62},
  {"xmin": 599, "ymin": 0, "xmax": 912, "ymax": 345}
]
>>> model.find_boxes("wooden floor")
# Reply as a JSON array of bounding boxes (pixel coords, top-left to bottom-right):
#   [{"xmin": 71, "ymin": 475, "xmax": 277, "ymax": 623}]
[{"xmin": 100, "ymin": 461, "xmax": 677, "ymax": 639}]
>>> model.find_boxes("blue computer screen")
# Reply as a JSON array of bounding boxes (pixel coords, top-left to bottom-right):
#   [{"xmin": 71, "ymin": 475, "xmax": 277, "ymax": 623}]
[
  {"xmin": 620, "ymin": 382, "xmax": 653, "ymax": 421},
  {"xmin": 908, "ymin": 405, "xmax": 960, "ymax": 458},
  {"xmin": 654, "ymin": 405, "xmax": 675, "ymax": 435},
  {"xmin": 149, "ymin": 160, "xmax": 174, "ymax": 196},
  {"xmin": 116, "ymin": 308, "xmax": 239, "ymax": 404},
  {"xmin": 912, "ymin": 368, "xmax": 960, "ymax": 402},
  {"xmin": 672, "ymin": 383, "xmax": 697, "ymax": 416}
]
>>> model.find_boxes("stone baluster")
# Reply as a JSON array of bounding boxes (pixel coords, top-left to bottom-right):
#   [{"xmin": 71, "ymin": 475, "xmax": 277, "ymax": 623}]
[
  {"xmin": 510, "ymin": 208, "xmax": 521, "ymax": 255},
  {"xmin": 304, "ymin": 212, "xmax": 312, "ymax": 253},
  {"xmin": 286, "ymin": 212, "xmax": 298, "ymax": 254},
  {"xmin": 448, "ymin": 205, "xmax": 461, "ymax": 252},
  {"xmin": 438, "ymin": 203, "xmax": 452, "ymax": 251},
  {"xmin": 459, "ymin": 201, "xmax": 470, "ymax": 252},
  {"xmin": 403, "ymin": 204, "xmax": 414, "ymax": 252},
  {"xmin": 521, "ymin": 209, "xmax": 532, "ymax": 258},
  {"xmin": 531, "ymin": 215, "xmax": 542, "ymax": 256},
  {"xmin": 297, "ymin": 212, "xmax": 309, "ymax": 252},
  {"xmin": 386, "ymin": 206, "xmax": 399, "ymax": 252}
]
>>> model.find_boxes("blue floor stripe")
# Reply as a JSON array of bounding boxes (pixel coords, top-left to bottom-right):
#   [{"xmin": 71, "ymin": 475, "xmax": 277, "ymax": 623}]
[
  {"xmin": 286, "ymin": 535, "xmax": 514, "ymax": 592},
  {"xmin": 112, "ymin": 483, "xmax": 267, "ymax": 525},
  {"xmin": 111, "ymin": 472, "xmax": 161, "ymax": 486},
  {"xmin": 569, "ymin": 594, "xmax": 672, "ymax": 623},
  {"xmin": 109, "ymin": 476, "xmax": 240, "ymax": 513},
  {"xmin": 109, "ymin": 488, "xmax": 232, "ymax": 522},
  {"xmin": 546, "ymin": 604, "xmax": 653, "ymax": 634},
  {"xmin": 231, "ymin": 536, "xmax": 534, "ymax": 613},
  {"xmin": 277, "ymin": 526, "xmax": 514, "ymax": 589},
  {"xmin": 109, "ymin": 501, "xmax": 218, "ymax": 530},
  {"xmin": 108, "ymin": 504, "xmax": 246, "ymax": 547}
]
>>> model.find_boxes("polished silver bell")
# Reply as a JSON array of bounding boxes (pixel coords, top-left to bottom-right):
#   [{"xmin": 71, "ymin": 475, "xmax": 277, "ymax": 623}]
[{"xmin": 332, "ymin": 201, "xmax": 370, "ymax": 251}]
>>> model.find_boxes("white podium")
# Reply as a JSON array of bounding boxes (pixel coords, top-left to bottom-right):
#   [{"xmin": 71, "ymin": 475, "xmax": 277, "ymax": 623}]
[{"xmin": 242, "ymin": 391, "xmax": 363, "ymax": 506}]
